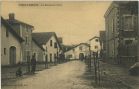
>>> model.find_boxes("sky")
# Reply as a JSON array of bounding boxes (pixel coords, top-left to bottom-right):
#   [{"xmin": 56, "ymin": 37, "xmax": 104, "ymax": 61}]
[{"xmin": 1, "ymin": 1, "xmax": 111, "ymax": 45}]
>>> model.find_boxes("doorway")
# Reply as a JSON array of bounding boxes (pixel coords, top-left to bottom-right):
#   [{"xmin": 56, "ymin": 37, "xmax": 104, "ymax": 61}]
[
  {"xmin": 79, "ymin": 53, "xmax": 84, "ymax": 61},
  {"xmin": 9, "ymin": 46, "xmax": 16, "ymax": 65}
]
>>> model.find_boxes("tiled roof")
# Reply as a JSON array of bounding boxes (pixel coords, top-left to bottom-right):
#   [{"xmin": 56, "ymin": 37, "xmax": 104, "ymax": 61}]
[
  {"xmin": 32, "ymin": 38, "xmax": 45, "ymax": 51},
  {"xmin": 64, "ymin": 43, "xmax": 90, "ymax": 52},
  {"xmin": 32, "ymin": 32, "xmax": 62, "ymax": 49},
  {"xmin": 61, "ymin": 44, "xmax": 75, "ymax": 52},
  {"xmin": 1, "ymin": 17, "xmax": 24, "ymax": 42},
  {"xmin": 6, "ymin": 19, "xmax": 34, "ymax": 28}
]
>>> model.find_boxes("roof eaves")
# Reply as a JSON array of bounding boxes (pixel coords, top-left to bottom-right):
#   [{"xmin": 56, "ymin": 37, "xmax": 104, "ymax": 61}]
[
  {"xmin": 32, "ymin": 38, "xmax": 45, "ymax": 51},
  {"xmin": 1, "ymin": 17, "xmax": 24, "ymax": 42}
]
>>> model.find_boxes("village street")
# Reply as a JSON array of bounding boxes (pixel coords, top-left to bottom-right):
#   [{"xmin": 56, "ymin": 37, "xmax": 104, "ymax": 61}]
[{"xmin": 2, "ymin": 60, "xmax": 94, "ymax": 89}]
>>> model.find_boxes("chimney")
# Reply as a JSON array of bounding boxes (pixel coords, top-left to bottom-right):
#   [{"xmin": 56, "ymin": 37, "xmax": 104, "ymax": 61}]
[{"xmin": 9, "ymin": 13, "xmax": 15, "ymax": 20}]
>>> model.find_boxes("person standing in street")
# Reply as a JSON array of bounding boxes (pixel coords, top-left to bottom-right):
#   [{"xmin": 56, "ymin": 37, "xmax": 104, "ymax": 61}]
[{"xmin": 31, "ymin": 53, "xmax": 37, "ymax": 74}]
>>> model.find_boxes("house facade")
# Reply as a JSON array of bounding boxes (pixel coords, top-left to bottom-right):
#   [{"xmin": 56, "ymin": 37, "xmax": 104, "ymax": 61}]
[
  {"xmin": 104, "ymin": 1, "xmax": 138, "ymax": 66},
  {"xmin": 32, "ymin": 39, "xmax": 45, "ymax": 62},
  {"xmin": 7, "ymin": 13, "xmax": 34, "ymax": 63},
  {"xmin": 1, "ymin": 17, "xmax": 24, "ymax": 66},
  {"xmin": 65, "ymin": 43, "xmax": 90, "ymax": 60},
  {"xmin": 32, "ymin": 32, "xmax": 62, "ymax": 63}
]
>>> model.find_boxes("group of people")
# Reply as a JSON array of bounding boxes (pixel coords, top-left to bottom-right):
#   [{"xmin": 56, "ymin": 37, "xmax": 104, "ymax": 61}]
[{"xmin": 16, "ymin": 53, "xmax": 37, "ymax": 77}]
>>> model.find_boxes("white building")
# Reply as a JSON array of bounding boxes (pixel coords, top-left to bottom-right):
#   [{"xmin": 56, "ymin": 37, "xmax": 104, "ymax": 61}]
[
  {"xmin": 64, "ymin": 43, "xmax": 90, "ymax": 60},
  {"xmin": 7, "ymin": 13, "xmax": 34, "ymax": 63},
  {"xmin": 32, "ymin": 32, "xmax": 62, "ymax": 63},
  {"xmin": 89, "ymin": 37, "xmax": 101, "ymax": 52},
  {"xmin": 1, "ymin": 17, "xmax": 24, "ymax": 66}
]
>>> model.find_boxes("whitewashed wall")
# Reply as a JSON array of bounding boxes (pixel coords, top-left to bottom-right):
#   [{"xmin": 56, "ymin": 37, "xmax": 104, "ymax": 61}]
[
  {"xmin": 65, "ymin": 44, "xmax": 90, "ymax": 60},
  {"xmin": 1, "ymin": 24, "xmax": 22, "ymax": 65},
  {"xmin": 42, "ymin": 35, "xmax": 61, "ymax": 62}
]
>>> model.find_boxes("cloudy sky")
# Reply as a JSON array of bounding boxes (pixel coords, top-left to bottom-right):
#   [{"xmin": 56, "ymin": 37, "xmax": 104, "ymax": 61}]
[{"xmin": 2, "ymin": 1, "xmax": 111, "ymax": 45}]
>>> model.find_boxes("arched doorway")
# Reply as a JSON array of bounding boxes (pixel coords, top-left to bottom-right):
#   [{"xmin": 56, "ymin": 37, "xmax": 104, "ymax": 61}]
[
  {"xmin": 79, "ymin": 53, "xmax": 84, "ymax": 61},
  {"xmin": 9, "ymin": 46, "xmax": 16, "ymax": 65}
]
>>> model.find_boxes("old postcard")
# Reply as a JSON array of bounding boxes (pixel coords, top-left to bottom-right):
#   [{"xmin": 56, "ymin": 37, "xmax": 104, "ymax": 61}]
[{"xmin": 1, "ymin": 0, "xmax": 139, "ymax": 89}]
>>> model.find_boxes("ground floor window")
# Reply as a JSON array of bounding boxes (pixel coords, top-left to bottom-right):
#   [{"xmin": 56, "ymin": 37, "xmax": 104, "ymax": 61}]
[{"xmin": 50, "ymin": 53, "xmax": 52, "ymax": 62}]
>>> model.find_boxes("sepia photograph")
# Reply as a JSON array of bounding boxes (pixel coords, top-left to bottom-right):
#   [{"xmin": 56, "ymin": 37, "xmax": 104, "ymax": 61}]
[{"xmin": 1, "ymin": 0, "xmax": 139, "ymax": 89}]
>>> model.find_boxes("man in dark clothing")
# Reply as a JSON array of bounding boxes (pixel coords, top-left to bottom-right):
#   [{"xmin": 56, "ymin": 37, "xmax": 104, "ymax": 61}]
[{"xmin": 31, "ymin": 54, "xmax": 36, "ymax": 74}]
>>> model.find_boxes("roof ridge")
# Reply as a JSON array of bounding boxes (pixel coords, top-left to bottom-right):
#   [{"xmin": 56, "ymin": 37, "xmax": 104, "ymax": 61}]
[
  {"xmin": 1, "ymin": 17, "xmax": 24, "ymax": 42},
  {"xmin": 32, "ymin": 32, "xmax": 55, "ymax": 34},
  {"xmin": 6, "ymin": 19, "xmax": 34, "ymax": 27}
]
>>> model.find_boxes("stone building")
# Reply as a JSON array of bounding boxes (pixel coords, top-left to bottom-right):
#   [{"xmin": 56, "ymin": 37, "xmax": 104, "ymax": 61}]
[
  {"xmin": 7, "ymin": 13, "xmax": 34, "ymax": 63},
  {"xmin": 64, "ymin": 43, "xmax": 90, "ymax": 60},
  {"xmin": 1, "ymin": 17, "xmax": 24, "ymax": 65},
  {"xmin": 32, "ymin": 32, "xmax": 62, "ymax": 63},
  {"xmin": 104, "ymin": 1, "xmax": 138, "ymax": 66}
]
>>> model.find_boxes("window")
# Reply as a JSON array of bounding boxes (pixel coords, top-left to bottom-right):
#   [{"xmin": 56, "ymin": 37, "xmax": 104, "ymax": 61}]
[
  {"xmin": 50, "ymin": 40, "xmax": 52, "ymax": 46},
  {"xmin": 25, "ymin": 36, "xmax": 29, "ymax": 45},
  {"xmin": 95, "ymin": 39, "xmax": 99, "ymax": 42},
  {"xmin": 125, "ymin": 40, "xmax": 133, "ymax": 45},
  {"xmin": 45, "ymin": 46, "xmax": 47, "ymax": 52},
  {"xmin": 54, "ymin": 54, "xmax": 57, "ymax": 59},
  {"xmin": 123, "ymin": 15, "xmax": 134, "ymax": 31},
  {"xmin": 72, "ymin": 49, "xmax": 75, "ymax": 51},
  {"xmin": 54, "ymin": 42, "xmax": 57, "ymax": 48},
  {"xmin": 79, "ymin": 46, "xmax": 82, "ymax": 51},
  {"xmin": 94, "ymin": 45, "xmax": 98, "ymax": 49},
  {"xmin": 67, "ymin": 55, "xmax": 72, "ymax": 58},
  {"xmin": 112, "ymin": 19, "xmax": 115, "ymax": 33},
  {"xmin": 4, "ymin": 48, "xmax": 6, "ymax": 55},
  {"xmin": 25, "ymin": 37, "xmax": 27, "ymax": 45},
  {"xmin": 27, "ymin": 37, "xmax": 30, "ymax": 45},
  {"xmin": 6, "ymin": 29, "xmax": 9, "ymax": 37},
  {"xmin": 50, "ymin": 53, "xmax": 52, "ymax": 62}
]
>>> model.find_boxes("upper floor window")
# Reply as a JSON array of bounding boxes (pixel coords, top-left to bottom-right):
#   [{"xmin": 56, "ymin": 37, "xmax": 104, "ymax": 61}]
[
  {"xmin": 50, "ymin": 40, "xmax": 53, "ymax": 46},
  {"xmin": 125, "ymin": 40, "xmax": 133, "ymax": 45},
  {"xmin": 79, "ymin": 46, "xmax": 82, "ymax": 51},
  {"xmin": 112, "ymin": 18, "xmax": 115, "ymax": 33},
  {"xmin": 54, "ymin": 42, "xmax": 57, "ymax": 48},
  {"xmin": 94, "ymin": 45, "xmax": 98, "ymax": 49},
  {"xmin": 95, "ymin": 39, "xmax": 99, "ymax": 42},
  {"xmin": 25, "ymin": 36, "xmax": 30, "ymax": 45},
  {"xmin": 4, "ymin": 48, "xmax": 6, "ymax": 55},
  {"xmin": 6, "ymin": 29, "xmax": 9, "ymax": 37},
  {"xmin": 123, "ymin": 15, "xmax": 134, "ymax": 31},
  {"xmin": 25, "ymin": 37, "xmax": 27, "ymax": 45},
  {"xmin": 72, "ymin": 49, "xmax": 75, "ymax": 51},
  {"xmin": 46, "ymin": 46, "xmax": 47, "ymax": 52}
]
